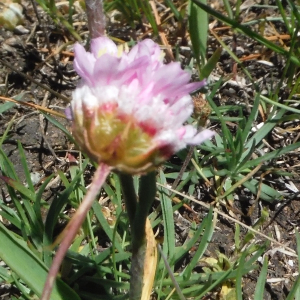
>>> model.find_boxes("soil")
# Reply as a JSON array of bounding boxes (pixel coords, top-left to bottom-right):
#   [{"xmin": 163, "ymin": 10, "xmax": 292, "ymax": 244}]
[{"xmin": 1, "ymin": 0, "xmax": 300, "ymax": 299}]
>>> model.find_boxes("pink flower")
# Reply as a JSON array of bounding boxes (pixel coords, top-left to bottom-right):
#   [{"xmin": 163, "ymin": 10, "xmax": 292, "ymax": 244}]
[{"xmin": 70, "ymin": 37, "xmax": 214, "ymax": 173}]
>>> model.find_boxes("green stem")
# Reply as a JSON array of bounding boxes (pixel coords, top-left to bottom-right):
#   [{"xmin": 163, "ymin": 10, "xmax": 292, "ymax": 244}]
[
  {"xmin": 131, "ymin": 172, "xmax": 157, "ymax": 300},
  {"xmin": 119, "ymin": 172, "xmax": 157, "ymax": 300},
  {"xmin": 132, "ymin": 171, "xmax": 156, "ymax": 251},
  {"xmin": 119, "ymin": 173, "xmax": 138, "ymax": 228},
  {"xmin": 130, "ymin": 241, "xmax": 147, "ymax": 300}
]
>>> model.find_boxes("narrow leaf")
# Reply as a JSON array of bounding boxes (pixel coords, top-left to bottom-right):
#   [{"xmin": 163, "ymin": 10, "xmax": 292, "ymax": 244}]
[
  {"xmin": 0, "ymin": 222, "xmax": 80, "ymax": 300},
  {"xmin": 254, "ymin": 257, "xmax": 268, "ymax": 300},
  {"xmin": 189, "ymin": 0, "xmax": 208, "ymax": 66}
]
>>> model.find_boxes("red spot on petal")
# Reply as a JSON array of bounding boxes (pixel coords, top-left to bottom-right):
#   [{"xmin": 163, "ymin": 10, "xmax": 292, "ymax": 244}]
[
  {"xmin": 82, "ymin": 105, "xmax": 96, "ymax": 118},
  {"xmin": 158, "ymin": 144, "xmax": 173, "ymax": 159},
  {"xmin": 139, "ymin": 121, "xmax": 157, "ymax": 136},
  {"xmin": 100, "ymin": 102, "xmax": 118, "ymax": 112}
]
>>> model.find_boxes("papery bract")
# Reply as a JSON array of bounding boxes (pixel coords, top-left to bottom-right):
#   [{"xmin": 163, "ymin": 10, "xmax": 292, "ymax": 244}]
[{"xmin": 70, "ymin": 37, "xmax": 214, "ymax": 173}]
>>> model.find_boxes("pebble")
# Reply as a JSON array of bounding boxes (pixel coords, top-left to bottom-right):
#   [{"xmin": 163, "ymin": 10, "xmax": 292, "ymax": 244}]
[
  {"xmin": 14, "ymin": 25, "xmax": 29, "ymax": 34},
  {"xmin": 31, "ymin": 172, "xmax": 42, "ymax": 185},
  {"xmin": 4, "ymin": 36, "xmax": 22, "ymax": 47}
]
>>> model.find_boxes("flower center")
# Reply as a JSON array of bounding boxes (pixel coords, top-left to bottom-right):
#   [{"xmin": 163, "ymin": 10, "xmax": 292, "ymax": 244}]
[{"xmin": 73, "ymin": 103, "xmax": 160, "ymax": 171}]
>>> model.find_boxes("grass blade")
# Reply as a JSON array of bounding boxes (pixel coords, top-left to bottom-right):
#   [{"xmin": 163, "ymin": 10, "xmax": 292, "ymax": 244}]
[
  {"xmin": 191, "ymin": 0, "xmax": 300, "ymax": 66},
  {"xmin": 188, "ymin": 0, "xmax": 208, "ymax": 66},
  {"xmin": 158, "ymin": 170, "xmax": 175, "ymax": 260},
  {"xmin": 182, "ymin": 209, "xmax": 213, "ymax": 280},
  {"xmin": 0, "ymin": 222, "xmax": 80, "ymax": 300},
  {"xmin": 254, "ymin": 257, "xmax": 268, "ymax": 300}
]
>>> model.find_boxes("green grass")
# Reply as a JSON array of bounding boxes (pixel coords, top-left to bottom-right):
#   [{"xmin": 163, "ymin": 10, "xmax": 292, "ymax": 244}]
[{"xmin": 1, "ymin": 0, "xmax": 300, "ymax": 299}]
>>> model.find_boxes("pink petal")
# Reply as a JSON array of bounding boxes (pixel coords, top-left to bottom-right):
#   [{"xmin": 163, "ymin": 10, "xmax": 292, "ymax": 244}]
[
  {"xmin": 73, "ymin": 43, "xmax": 96, "ymax": 85},
  {"xmin": 167, "ymin": 80, "xmax": 206, "ymax": 101},
  {"xmin": 137, "ymin": 82, "xmax": 155, "ymax": 103},
  {"xmin": 170, "ymin": 96, "xmax": 193, "ymax": 121},
  {"xmin": 117, "ymin": 56, "xmax": 150, "ymax": 86},
  {"xmin": 93, "ymin": 54, "xmax": 121, "ymax": 85},
  {"xmin": 128, "ymin": 39, "xmax": 162, "ymax": 65},
  {"xmin": 184, "ymin": 80, "xmax": 207, "ymax": 93},
  {"xmin": 65, "ymin": 106, "xmax": 73, "ymax": 121},
  {"xmin": 91, "ymin": 37, "xmax": 118, "ymax": 57},
  {"xmin": 151, "ymin": 63, "xmax": 190, "ymax": 97}
]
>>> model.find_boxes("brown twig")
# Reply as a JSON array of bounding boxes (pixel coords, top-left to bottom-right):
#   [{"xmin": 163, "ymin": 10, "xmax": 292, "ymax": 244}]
[
  {"xmin": 0, "ymin": 95, "xmax": 66, "ymax": 118},
  {"xmin": 171, "ymin": 146, "xmax": 195, "ymax": 191}
]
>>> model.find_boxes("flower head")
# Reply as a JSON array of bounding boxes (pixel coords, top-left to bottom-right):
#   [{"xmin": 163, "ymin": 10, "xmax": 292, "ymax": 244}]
[{"xmin": 69, "ymin": 37, "xmax": 214, "ymax": 173}]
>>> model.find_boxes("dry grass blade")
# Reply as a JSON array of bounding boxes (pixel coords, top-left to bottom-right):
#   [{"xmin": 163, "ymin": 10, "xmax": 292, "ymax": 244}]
[
  {"xmin": 0, "ymin": 96, "xmax": 66, "ymax": 118},
  {"xmin": 149, "ymin": 0, "xmax": 174, "ymax": 62},
  {"xmin": 141, "ymin": 218, "xmax": 157, "ymax": 300}
]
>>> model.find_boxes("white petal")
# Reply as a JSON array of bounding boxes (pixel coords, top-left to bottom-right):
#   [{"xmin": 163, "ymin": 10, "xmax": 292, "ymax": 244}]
[{"xmin": 184, "ymin": 128, "xmax": 215, "ymax": 145}]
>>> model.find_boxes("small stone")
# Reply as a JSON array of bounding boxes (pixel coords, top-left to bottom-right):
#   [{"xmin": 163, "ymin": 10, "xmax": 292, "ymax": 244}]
[
  {"xmin": 0, "ymin": 2, "xmax": 24, "ymax": 30},
  {"xmin": 228, "ymin": 88, "xmax": 236, "ymax": 95},
  {"xmin": 2, "ymin": 42, "xmax": 15, "ymax": 53},
  {"xmin": 5, "ymin": 36, "xmax": 22, "ymax": 47},
  {"xmin": 30, "ymin": 172, "xmax": 42, "ymax": 186},
  {"xmin": 14, "ymin": 25, "xmax": 29, "ymax": 34}
]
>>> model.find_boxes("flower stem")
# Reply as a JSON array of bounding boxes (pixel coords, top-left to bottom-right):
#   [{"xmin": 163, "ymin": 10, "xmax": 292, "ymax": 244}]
[
  {"xmin": 41, "ymin": 163, "xmax": 111, "ymax": 300},
  {"xmin": 85, "ymin": 0, "xmax": 106, "ymax": 39},
  {"xmin": 132, "ymin": 171, "xmax": 156, "ymax": 251},
  {"xmin": 119, "ymin": 172, "xmax": 157, "ymax": 300},
  {"xmin": 130, "ymin": 218, "xmax": 157, "ymax": 300},
  {"xmin": 119, "ymin": 172, "xmax": 138, "ymax": 227}
]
